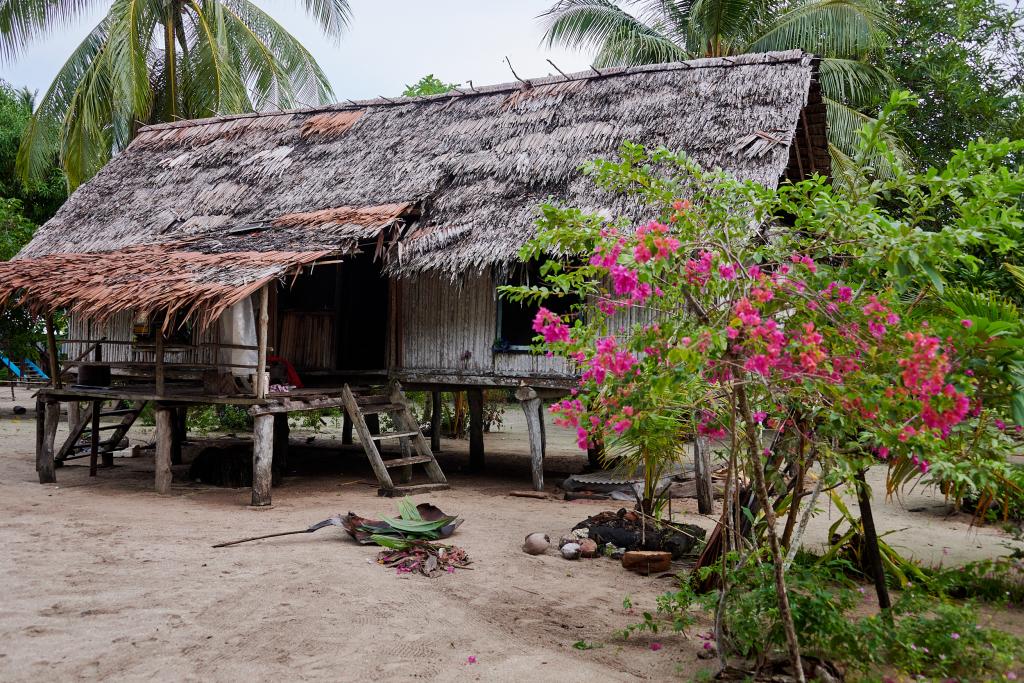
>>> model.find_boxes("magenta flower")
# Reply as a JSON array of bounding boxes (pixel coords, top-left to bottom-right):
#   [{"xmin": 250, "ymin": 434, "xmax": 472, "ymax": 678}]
[
  {"xmin": 718, "ymin": 263, "xmax": 737, "ymax": 281},
  {"xmin": 467, "ymin": 655, "xmax": 477, "ymax": 664},
  {"xmin": 649, "ymin": 642, "xmax": 662, "ymax": 651},
  {"xmin": 950, "ymin": 632, "xmax": 960, "ymax": 640},
  {"xmin": 961, "ymin": 319, "xmax": 973, "ymax": 328}
]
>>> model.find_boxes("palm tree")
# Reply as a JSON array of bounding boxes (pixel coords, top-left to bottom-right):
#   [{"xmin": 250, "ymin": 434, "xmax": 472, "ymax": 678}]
[
  {"xmin": 540, "ymin": 0, "xmax": 900, "ymax": 180},
  {"xmin": 1, "ymin": 0, "xmax": 351, "ymax": 189}
]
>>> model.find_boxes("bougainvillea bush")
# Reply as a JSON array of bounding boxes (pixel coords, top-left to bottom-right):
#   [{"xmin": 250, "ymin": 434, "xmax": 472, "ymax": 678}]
[{"xmin": 504, "ymin": 95, "xmax": 1024, "ymax": 678}]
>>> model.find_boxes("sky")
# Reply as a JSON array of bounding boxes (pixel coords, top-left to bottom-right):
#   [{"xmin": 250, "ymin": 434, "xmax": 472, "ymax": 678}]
[{"xmin": 0, "ymin": 0, "xmax": 594, "ymax": 101}]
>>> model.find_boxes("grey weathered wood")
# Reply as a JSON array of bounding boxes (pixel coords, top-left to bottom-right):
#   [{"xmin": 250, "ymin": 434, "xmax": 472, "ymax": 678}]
[
  {"xmin": 341, "ymin": 385, "xmax": 394, "ymax": 490},
  {"xmin": 430, "ymin": 391, "xmax": 441, "ymax": 452},
  {"xmin": 467, "ymin": 388, "xmax": 484, "ymax": 472},
  {"xmin": 55, "ymin": 403, "xmax": 93, "ymax": 462},
  {"xmin": 45, "ymin": 316, "xmax": 62, "ymax": 389},
  {"xmin": 251, "ymin": 412, "xmax": 274, "ymax": 506},
  {"xmin": 515, "ymin": 386, "xmax": 544, "ymax": 491},
  {"xmin": 154, "ymin": 407, "xmax": 173, "ymax": 494},
  {"xmin": 35, "ymin": 397, "xmax": 45, "ymax": 475},
  {"xmin": 37, "ymin": 400, "xmax": 59, "ymax": 484},
  {"xmin": 89, "ymin": 400, "xmax": 100, "ymax": 476},
  {"xmin": 694, "ymin": 436, "xmax": 714, "ymax": 514},
  {"xmin": 387, "ymin": 382, "xmax": 448, "ymax": 486},
  {"xmin": 256, "ymin": 285, "xmax": 269, "ymax": 399},
  {"xmin": 250, "ymin": 395, "xmax": 348, "ymax": 416}
]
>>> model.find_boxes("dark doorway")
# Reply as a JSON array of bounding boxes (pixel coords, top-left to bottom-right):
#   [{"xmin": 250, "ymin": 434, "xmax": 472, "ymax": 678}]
[{"xmin": 336, "ymin": 249, "xmax": 389, "ymax": 371}]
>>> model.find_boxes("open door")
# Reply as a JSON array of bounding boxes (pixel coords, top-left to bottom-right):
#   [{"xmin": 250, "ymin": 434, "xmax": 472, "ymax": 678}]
[{"xmin": 335, "ymin": 250, "xmax": 389, "ymax": 372}]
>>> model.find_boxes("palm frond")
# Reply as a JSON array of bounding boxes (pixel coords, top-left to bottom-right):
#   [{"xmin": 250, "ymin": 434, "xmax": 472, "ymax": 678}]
[
  {"xmin": 747, "ymin": 0, "xmax": 891, "ymax": 58},
  {"xmin": 824, "ymin": 96, "xmax": 910, "ymax": 183},
  {"xmin": 220, "ymin": 0, "xmax": 333, "ymax": 109},
  {"xmin": 687, "ymin": 0, "xmax": 769, "ymax": 55},
  {"xmin": 818, "ymin": 56, "xmax": 892, "ymax": 109},
  {"xmin": 0, "ymin": 0, "xmax": 107, "ymax": 61},
  {"xmin": 295, "ymin": 0, "xmax": 350, "ymax": 41},
  {"xmin": 1005, "ymin": 264, "xmax": 1024, "ymax": 296},
  {"xmin": 540, "ymin": 0, "xmax": 687, "ymax": 66}
]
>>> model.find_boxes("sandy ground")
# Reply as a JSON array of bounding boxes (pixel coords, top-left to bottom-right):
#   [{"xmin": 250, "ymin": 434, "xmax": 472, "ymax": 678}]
[{"xmin": 0, "ymin": 386, "xmax": 1021, "ymax": 682}]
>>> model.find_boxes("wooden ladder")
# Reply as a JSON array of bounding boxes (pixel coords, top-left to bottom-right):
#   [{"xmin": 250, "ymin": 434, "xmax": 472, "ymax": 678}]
[
  {"xmin": 55, "ymin": 401, "xmax": 147, "ymax": 468},
  {"xmin": 341, "ymin": 382, "xmax": 449, "ymax": 497}
]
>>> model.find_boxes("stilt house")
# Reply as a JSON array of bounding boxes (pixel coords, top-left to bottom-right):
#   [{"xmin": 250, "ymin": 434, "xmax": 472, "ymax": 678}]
[{"xmin": 0, "ymin": 50, "xmax": 829, "ymax": 503}]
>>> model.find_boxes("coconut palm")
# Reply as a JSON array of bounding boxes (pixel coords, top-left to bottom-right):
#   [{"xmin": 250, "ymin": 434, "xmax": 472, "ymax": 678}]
[
  {"xmin": 540, "ymin": 0, "xmax": 900, "ymax": 180},
  {"xmin": 2, "ymin": 0, "xmax": 350, "ymax": 189}
]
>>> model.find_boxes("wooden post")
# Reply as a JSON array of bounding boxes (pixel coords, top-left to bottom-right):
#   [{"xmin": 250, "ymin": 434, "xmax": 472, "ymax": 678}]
[
  {"xmin": 154, "ymin": 406, "xmax": 173, "ymax": 494},
  {"xmin": 694, "ymin": 435, "xmax": 714, "ymax": 515},
  {"xmin": 89, "ymin": 399, "xmax": 100, "ymax": 476},
  {"xmin": 467, "ymin": 388, "xmax": 484, "ymax": 472},
  {"xmin": 430, "ymin": 391, "xmax": 442, "ymax": 453},
  {"xmin": 45, "ymin": 315, "xmax": 61, "ymax": 389},
  {"xmin": 342, "ymin": 412, "xmax": 353, "ymax": 445},
  {"xmin": 154, "ymin": 328, "xmax": 165, "ymax": 397},
  {"xmin": 855, "ymin": 470, "xmax": 891, "ymax": 610},
  {"xmin": 171, "ymin": 406, "xmax": 186, "ymax": 466},
  {"xmin": 67, "ymin": 401, "xmax": 80, "ymax": 429},
  {"xmin": 35, "ymin": 396, "xmax": 45, "ymax": 471},
  {"xmin": 251, "ymin": 413, "xmax": 274, "ymax": 506},
  {"xmin": 37, "ymin": 400, "xmax": 58, "ymax": 484},
  {"xmin": 515, "ymin": 386, "xmax": 544, "ymax": 491},
  {"xmin": 273, "ymin": 413, "xmax": 289, "ymax": 474},
  {"xmin": 538, "ymin": 402, "xmax": 546, "ymax": 459},
  {"xmin": 256, "ymin": 285, "xmax": 269, "ymax": 399}
]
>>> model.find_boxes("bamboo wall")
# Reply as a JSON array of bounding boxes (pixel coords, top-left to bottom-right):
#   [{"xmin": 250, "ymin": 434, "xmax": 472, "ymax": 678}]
[
  {"xmin": 64, "ymin": 311, "xmax": 219, "ymax": 366},
  {"xmin": 398, "ymin": 269, "xmax": 572, "ymax": 379}
]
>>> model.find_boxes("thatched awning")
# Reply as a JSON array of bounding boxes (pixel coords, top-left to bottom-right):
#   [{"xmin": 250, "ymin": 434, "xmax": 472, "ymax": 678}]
[
  {"xmin": 0, "ymin": 245, "xmax": 329, "ymax": 327},
  {"xmin": 12, "ymin": 50, "xmax": 829, "ymax": 321}
]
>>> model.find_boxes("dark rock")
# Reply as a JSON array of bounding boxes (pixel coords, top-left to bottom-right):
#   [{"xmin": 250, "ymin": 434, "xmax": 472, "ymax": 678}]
[{"xmin": 12, "ymin": 405, "xmax": 26, "ymax": 415}]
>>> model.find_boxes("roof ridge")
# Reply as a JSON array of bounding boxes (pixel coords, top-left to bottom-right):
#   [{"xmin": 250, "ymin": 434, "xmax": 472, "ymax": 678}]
[{"xmin": 139, "ymin": 50, "xmax": 812, "ymax": 134}]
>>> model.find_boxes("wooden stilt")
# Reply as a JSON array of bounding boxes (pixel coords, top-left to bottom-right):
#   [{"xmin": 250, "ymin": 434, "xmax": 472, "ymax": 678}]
[
  {"xmin": 515, "ymin": 386, "xmax": 544, "ymax": 491},
  {"xmin": 587, "ymin": 435, "xmax": 604, "ymax": 470},
  {"xmin": 256, "ymin": 285, "xmax": 269, "ymax": 399},
  {"xmin": 37, "ymin": 400, "xmax": 58, "ymax": 484},
  {"xmin": 89, "ymin": 399, "xmax": 100, "ymax": 476},
  {"xmin": 430, "ymin": 391, "xmax": 442, "ymax": 452},
  {"xmin": 67, "ymin": 401, "xmax": 80, "ymax": 429},
  {"xmin": 154, "ymin": 406, "xmax": 173, "ymax": 494},
  {"xmin": 342, "ymin": 412, "xmax": 353, "ymax": 445},
  {"xmin": 273, "ymin": 413, "xmax": 289, "ymax": 474},
  {"xmin": 251, "ymin": 413, "xmax": 274, "ymax": 506},
  {"xmin": 538, "ymin": 401, "xmax": 546, "ymax": 459},
  {"xmin": 694, "ymin": 435, "xmax": 714, "ymax": 514},
  {"xmin": 171, "ymin": 407, "xmax": 186, "ymax": 466},
  {"xmin": 467, "ymin": 388, "xmax": 484, "ymax": 472}
]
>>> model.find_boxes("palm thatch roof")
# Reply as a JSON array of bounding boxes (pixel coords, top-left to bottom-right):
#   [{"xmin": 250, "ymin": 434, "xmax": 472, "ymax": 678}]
[{"xmin": 2, "ymin": 50, "xmax": 827, "ymax": 324}]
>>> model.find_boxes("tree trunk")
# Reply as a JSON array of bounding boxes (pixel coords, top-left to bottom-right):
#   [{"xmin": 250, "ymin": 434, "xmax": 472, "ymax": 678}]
[{"xmin": 855, "ymin": 470, "xmax": 891, "ymax": 610}]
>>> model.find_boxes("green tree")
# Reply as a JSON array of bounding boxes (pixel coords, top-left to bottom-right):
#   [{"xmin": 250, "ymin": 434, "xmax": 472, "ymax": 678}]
[
  {"xmin": 402, "ymin": 74, "xmax": 459, "ymax": 97},
  {"xmin": 0, "ymin": 197, "xmax": 41, "ymax": 366},
  {"xmin": 2, "ymin": 0, "xmax": 352, "ymax": 189},
  {"xmin": 539, "ymin": 0, "xmax": 898, "ymax": 177},
  {"xmin": 877, "ymin": 0, "xmax": 1024, "ymax": 168},
  {"xmin": 0, "ymin": 81, "xmax": 64, "ymax": 223}
]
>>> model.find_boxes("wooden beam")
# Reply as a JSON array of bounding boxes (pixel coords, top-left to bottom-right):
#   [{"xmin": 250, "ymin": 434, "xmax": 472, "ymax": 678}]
[
  {"xmin": 45, "ymin": 316, "xmax": 61, "ymax": 389},
  {"xmin": 37, "ymin": 400, "xmax": 59, "ymax": 484},
  {"xmin": 256, "ymin": 285, "xmax": 269, "ymax": 399},
  {"xmin": 154, "ymin": 406, "xmax": 173, "ymax": 494},
  {"xmin": 467, "ymin": 388, "xmax": 484, "ymax": 472},
  {"xmin": 154, "ymin": 329, "xmax": 165, "ymax": 397},
  {"xmin": 392, "ymin": 370, "xmax": 574, "ymax": 390},
  {"xmin": 251, "ymin": 413, "xmax": 274, "ymax": 506},
  {"xmin": 430, "ymin": 391, "xmax": 441, "ymax": 453},
  {"xmin": 515, "ymin": 386, "xmax": 544, "ymax": 491},
  {"xmin": 250, "ymin": 395, "xmax": 349, "ymax": 416},
  {"xmin": 89, "ymin": 400, "xmax": 100, "ymax": 476}
]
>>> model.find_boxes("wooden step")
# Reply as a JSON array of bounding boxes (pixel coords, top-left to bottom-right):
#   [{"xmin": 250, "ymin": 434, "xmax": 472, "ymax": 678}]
[
  {"xmin": 100, "ymin": 409, "xmax": 137, "ymax": 417},
  {"xmin": 377, "ymin": 482, "xmax": 450, "ymax": 497},
  {"xmin": 370, "ymin": 431, "xmax": 419, "ymax": 441},
  {"xmin": 354, "ymin": 394, "xmax": 390, "ymax": 405},
  {"xmin": 382, "ymin": 455, "xmax": 434, "ymax": 468},
  {"xmin": 82, "ymin": 424, "xmax": 123, "ymax": 432}
]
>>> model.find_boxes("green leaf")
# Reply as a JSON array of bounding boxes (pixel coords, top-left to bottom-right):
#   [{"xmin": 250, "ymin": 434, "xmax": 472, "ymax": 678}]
[{"xmin": 397, "ymin": 496, "xmax": 422, "ymax": 522}]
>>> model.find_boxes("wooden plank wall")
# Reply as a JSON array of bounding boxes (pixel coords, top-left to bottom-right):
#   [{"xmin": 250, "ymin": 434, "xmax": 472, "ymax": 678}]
[
  {"xmin": 64, "ymin": 311, "xmax": 218, "ymax": 366},
  {"xmin": 398, "ymin": 269, "xmax": 571, "ymax": 379}
]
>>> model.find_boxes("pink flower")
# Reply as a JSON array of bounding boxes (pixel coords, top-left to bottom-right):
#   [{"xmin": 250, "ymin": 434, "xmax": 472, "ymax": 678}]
[
  {"xmin": 744, "ymin": 354, "xmax": 771, "ymax": 377},
  {"xmin": 532, "ymin": 307, "xmax": 571, "ymax": 344},
  {"xmin": 612, "ymin": 419, "xmax": 632, "ymax": 434},
  {"xmin": 752, "ymin": 411, "xmax": 767, "ymax": 423},
  {"xmin": 467, "ymin": 655, "xmax": 477, "ymax": 664},
  {"xmin": 650, "ymin": 642, "xmax": 662, "ymax": 651},
  {"xmin": 950, "ymin": 632, "xmax": 960, "ymax": 640},
  {"xmin": 961, "ymin": 319, "xmax": 973, "ymax": 328},
  {"xmin": 718, "ymin": 263, "xmax": 737, "ymax": 281}
]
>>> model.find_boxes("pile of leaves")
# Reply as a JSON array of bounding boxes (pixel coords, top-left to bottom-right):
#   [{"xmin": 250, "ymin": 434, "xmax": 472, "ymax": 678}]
[
  {"xmin": 377, "ymin": 540, "xmax": 471, "ymax": 577},
  {"xmin": 340, "ymin": 497, "xmax": 462, "ymax": 545}
]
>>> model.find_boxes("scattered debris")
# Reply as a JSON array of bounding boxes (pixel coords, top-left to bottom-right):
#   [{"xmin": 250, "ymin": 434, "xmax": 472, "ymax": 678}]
[
  {"xmin": 622, "ymin": 550, "xmax": 672, "ymax": 575},
  {"xmin": 561, "ymin": 543, "xmax": 582, "ymax": 560},
  {"xmin": 579, "ymin": 538, "xmax": 599, "ymax": 558},
  {"xmin": 523, "ymin": 532, "xmax": 550, "ymax": 555},
  {"xmin": 213, "ymin": 514, "xmax": 345, "ymax": 547},
  {"xmin": 509, "ymin": 490, "xmax": 549, "ymax": 500},
  {"xmin": 341, "ymin": 498, "xmax": 463, "ymax": 545},
  {"xmin": 573, "ymin": 509, "xmax": 705, "ymax": 559},
  {"xmin": 698, "ymin": 641, "xmax": 718, "ymax": 659},
  {"xmin": 377, "ymin": 540, "xmax": 471, "ymax": 577}
]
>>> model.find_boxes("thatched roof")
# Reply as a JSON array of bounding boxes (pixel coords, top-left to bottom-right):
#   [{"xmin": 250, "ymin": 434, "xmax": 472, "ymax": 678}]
[{"xmin": 3, "ymin": 50, "xmax": 827, "ymax": 323}]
